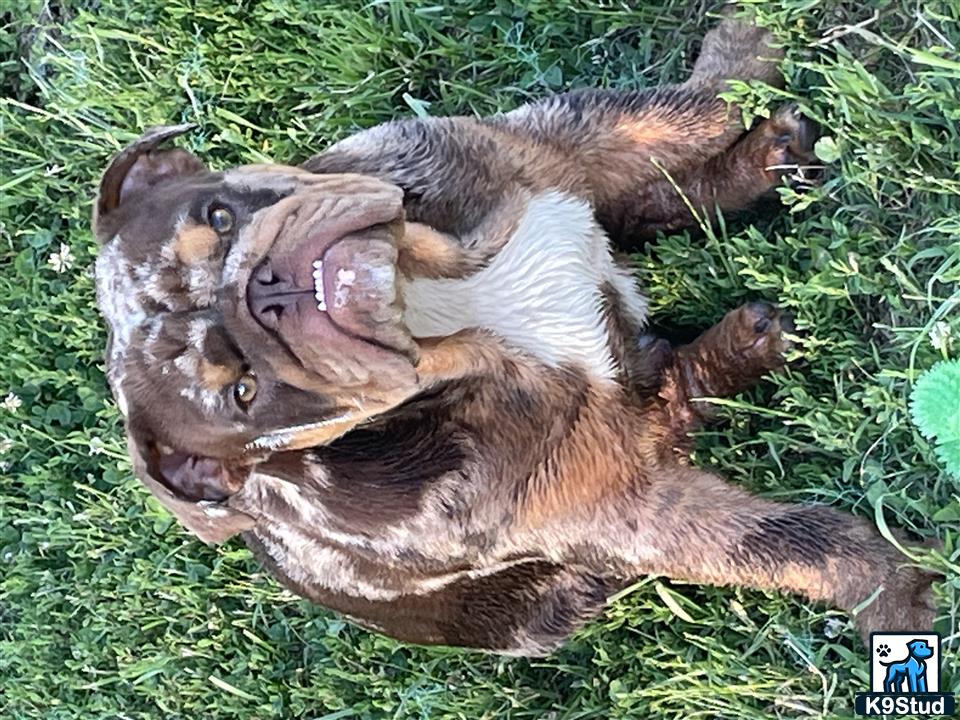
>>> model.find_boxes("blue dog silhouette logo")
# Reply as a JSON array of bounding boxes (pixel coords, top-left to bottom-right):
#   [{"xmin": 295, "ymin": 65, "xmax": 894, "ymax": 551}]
[
  {"xmin": 880, "ymin": 638, "xmax": 934, "ymax": 693},
  {"xmin": 855, "ymin": 632, "xmax": 954, "ymax": 716}
]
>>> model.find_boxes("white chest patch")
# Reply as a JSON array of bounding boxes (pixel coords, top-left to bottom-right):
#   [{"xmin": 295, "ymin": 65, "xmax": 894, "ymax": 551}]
[{"xmin": 401, "ymin": 192, "xmax": 647, "ymax": 380}]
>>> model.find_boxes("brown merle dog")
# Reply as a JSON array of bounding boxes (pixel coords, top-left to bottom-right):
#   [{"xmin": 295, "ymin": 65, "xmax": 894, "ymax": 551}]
[{"xmin": 92, "ymin": 18, "xmax": 938, "ymax": 655}]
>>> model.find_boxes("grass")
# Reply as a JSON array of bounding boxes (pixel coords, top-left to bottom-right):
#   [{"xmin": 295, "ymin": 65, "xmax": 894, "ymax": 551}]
[{"xmin": 1, "ymin": 0, "xmax": 958, "ymax": 717}]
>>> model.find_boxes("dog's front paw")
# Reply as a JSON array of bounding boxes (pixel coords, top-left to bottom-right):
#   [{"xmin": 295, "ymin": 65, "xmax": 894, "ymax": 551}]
[{"xmin": 760, "ymin": 105, "xmax": 822, "ymax": 189}]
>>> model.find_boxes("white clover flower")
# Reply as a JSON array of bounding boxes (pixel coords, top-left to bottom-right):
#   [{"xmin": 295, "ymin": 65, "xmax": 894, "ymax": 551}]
[
  {"xmin": 823, "ymin": 617, "xmax": 847, "ymax": 639},
  {"xmin": 48, "ymin": 243, "xmax": 75, "ymax": 274},
  {"xmin": 88, "ymin": 437, "xmax": 106, "ymax": 456},
  {"xmin": 0, "ymin": 437, "xmax": 12, "ymax": 454},
  {"xmin": 929, "ymin": 321, "xmax": 952, "ymax": 354},
  {"xmin": 1, "ymin": 393, "xmax": 22, "ymax": 412}
]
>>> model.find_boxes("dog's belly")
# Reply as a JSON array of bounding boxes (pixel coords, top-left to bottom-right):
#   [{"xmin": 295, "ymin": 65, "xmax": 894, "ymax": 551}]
[{"xmin": 401, "ymin": 191, "xmax": 648, "ymax": 381}]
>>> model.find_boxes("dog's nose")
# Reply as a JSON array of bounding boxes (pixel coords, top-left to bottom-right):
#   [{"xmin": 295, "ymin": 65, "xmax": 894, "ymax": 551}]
[{"xmin": 247, "ymin": 259, "xmax": 306, "ymax": 331}]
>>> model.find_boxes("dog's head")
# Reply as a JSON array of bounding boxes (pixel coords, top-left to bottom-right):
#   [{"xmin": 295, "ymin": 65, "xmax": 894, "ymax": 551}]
[
  {"xmin": 907, "ymin": 639, "xmax": 934, "ymax": 659},
  {"xmin": 93, "ymin": 125, "xmax": 422, "ymax": 540}
]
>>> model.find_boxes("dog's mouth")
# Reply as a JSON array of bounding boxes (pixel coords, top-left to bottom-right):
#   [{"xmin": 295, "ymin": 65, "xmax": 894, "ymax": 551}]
[
  {"xmin": 149, "ymin": 444, "xmax": 249, "ymax": 501},
  {"xmin": 245, "ymin": 201, "xmax": 418, "ymax": 377}
]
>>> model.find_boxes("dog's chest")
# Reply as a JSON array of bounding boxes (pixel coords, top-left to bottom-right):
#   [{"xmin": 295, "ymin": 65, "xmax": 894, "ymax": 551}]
[{"xmin": 401, "ymin": 192, "xmax": 647, "ymax": 380}]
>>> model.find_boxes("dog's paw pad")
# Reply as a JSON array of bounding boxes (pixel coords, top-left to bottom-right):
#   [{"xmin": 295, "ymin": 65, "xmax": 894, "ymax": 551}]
[{"xmin": 877, "ymin": 643, "xmax": 891, "ymax": 658}]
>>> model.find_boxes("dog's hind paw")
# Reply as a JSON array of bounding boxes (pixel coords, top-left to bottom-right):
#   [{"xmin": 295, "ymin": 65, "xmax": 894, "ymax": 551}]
[
  {"xmin": 727, "ymin": 301, "xmax": 794, "ymax": 376},
  {"xmin": 853, "ymin": 564, "xmax": 939, "ymax": 642}
]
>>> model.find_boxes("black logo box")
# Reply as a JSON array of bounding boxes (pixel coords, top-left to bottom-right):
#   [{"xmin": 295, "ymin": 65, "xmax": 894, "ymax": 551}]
[{"xmin": 854, "ymin": 692, "xmax": 955, "ymax": 716}]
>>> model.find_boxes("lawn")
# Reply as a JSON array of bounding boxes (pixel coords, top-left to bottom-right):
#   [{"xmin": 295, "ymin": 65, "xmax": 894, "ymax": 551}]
[{"xmin": 1, "ymin": 0, "xmax": 958, "ymax": 718}]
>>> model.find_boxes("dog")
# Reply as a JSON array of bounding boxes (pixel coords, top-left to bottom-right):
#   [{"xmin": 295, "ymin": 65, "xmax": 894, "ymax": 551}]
[
  {"xmin": 91, "ymin": 16, "xmax": 938, "ymax": 655},
  {"xmin": 882, "ymin": 639, "xmax": 934, "ymax": 693}
]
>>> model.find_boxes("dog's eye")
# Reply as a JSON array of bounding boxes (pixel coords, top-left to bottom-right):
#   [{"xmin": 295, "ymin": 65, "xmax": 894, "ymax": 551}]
[
  {"xmin": 233, "ymin": 373, "xmax": 257, "ymax": 407},
  {"xmin": 208, "ymin": 206, "xmax": 234, "ymax": 234}
]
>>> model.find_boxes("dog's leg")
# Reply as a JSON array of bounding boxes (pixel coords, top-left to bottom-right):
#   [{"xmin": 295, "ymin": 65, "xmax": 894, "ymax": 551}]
[
  {"xmin": 304, "ymin": 18, "xmax": 790, "ymax": 253},
  {"xmin": 556, "ymin": 466, "xmax": 939, "ymax": 642},
  {"xmin": 491, "ymin": 17, "xmax": 798, "ymax": 244},
  {"xmin": 503, "ymin": 17, "xmax": 785, "ymax": 184},
  {"xmin": 627, "ymin": 105, "xmax": 819, "ymax": 240},
  {"xmin": 685, "ymin": 16, "xmax": 784, "ymax": 92},
  {"xmin": 647, "ymin": 301, "xmax": 791, "ymax": 447},
  {"xmin": 616, "ymin": 18, "xmax": 817, "ymax": 239}
]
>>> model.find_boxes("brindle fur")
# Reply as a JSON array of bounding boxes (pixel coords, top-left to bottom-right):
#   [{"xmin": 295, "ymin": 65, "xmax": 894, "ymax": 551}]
[{"xmin": 92, "ymin": 17, "xmax": 938, "ymax": 655}]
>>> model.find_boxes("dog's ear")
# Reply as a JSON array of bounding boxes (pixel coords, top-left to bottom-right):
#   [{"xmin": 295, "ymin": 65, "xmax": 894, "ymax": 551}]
[{"xmin": 93, "ymin": 123, "xmax": 205, "ymax": 238}]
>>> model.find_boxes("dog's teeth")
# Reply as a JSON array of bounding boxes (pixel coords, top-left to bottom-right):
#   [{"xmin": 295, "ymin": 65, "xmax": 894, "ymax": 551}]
[{"xmin": 312, "ymin": 260, "xmax": 325, "ymax": 309}]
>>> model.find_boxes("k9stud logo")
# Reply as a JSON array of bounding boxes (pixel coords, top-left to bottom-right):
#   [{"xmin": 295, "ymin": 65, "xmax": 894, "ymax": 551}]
[{"xmin": 855, "ymin": 632, "xmax": 955, "ymax": 716}]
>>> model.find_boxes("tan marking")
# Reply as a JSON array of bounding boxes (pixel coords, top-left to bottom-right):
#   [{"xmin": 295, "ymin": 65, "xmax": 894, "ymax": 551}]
[
  {"xmin": 398, "ymin": 223, "xmax": 470, "ymax": 278},
  {"xmin": 198, "ymin": 358, "xmax": 236, "ymax": 391},
  {"xmin": 517, "ymin": 384, "xmax": 644, "ymax": 528},
  {"xmin": 415, "ymin": 331, "xmax": 508, "ymax": 383},
  {"xmin": 614, "ymin": 116, "xmax": 686, "ymax": 149},
  {"xmin": 398, "ymin": 193, "xmax": 534, "ymax": 283},
  {"xmin": 173, "ymin": 224, "xmax": 219, "ymax": 265}
]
